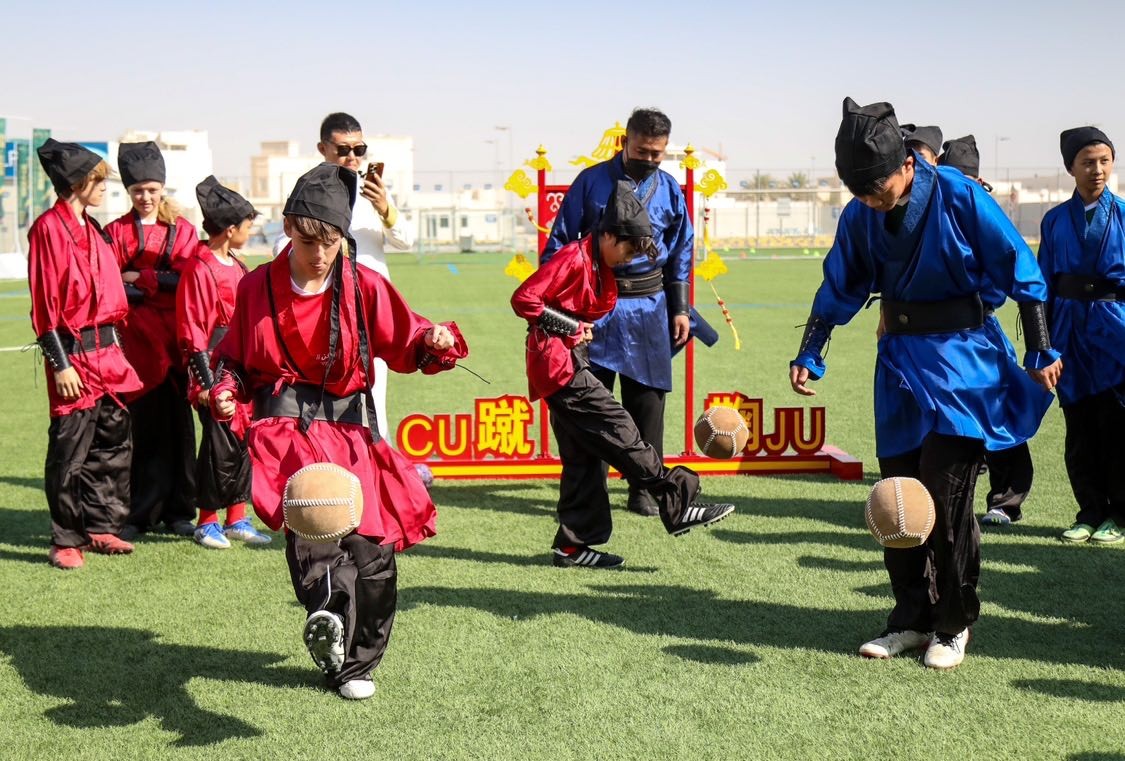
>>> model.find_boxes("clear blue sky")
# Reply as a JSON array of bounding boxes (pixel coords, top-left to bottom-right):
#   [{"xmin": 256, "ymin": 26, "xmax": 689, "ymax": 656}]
[{"xmin": 2, "ymin": 0, "xmax": 1121, "ymax": 179}]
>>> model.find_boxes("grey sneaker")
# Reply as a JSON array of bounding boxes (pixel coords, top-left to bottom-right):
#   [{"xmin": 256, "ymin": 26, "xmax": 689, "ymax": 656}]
[
  {"xmin": 303, "ymin": 610, "xmax": 345, "ymax": 674},
  {"xmin": 858, "ymin": 629, "xmax": 931, "ymax": 659}
]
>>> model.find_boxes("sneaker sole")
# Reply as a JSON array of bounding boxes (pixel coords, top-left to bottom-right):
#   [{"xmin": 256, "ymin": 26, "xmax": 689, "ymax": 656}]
[
  {"xmin": 1060, "ymin": 535, "xmax": 1091, "ymax": 544},
  {"xmin": 1089, "ymin": 536, "xmax": 1125, "ymax": 545},
  {"xmin": 671, "ymin": 506, "xmax": 735, "ymax": 537},
  {"xmin": 304, "ymin": 613, "xmax": 345, "ymax": 674}
]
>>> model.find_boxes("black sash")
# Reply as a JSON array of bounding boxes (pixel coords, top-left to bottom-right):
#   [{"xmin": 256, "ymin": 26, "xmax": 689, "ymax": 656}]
[
  {"xmin": 882, "ymin": 294, "xmax": 985, "ymax": 335},
  {"xmin": 1054, "ymin": 273, "xmax": 1125, "ymax": 301},
  {"xmin": 253, "ymin": 384, "xmax": 366, "ymax": 426},
  {"xmin": 59, "ymin": 324, "xmax": 119, "ymax": 353},
  {"xmin": 615, "ymin": 270, "xmax": 664, "ymax": 297}
]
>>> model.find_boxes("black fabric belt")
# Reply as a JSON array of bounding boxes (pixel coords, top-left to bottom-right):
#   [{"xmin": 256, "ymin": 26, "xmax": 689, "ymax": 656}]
[
  {"xmin": 615, "ymin": 270, "xmax": 664, "ymax": 298},
  {"xmin": 1054, "ymin": 273, "xmax": 1125, "ymax": 301},
  {"xmin": 60, "ymin": 325, "xmax": 119, "ymax": 353},
  {"xmin": 253, "ymin": 384, "xmax": 366, "ymax": 426},
  {"xmin": 882, "ymin": 294, "xmax": 985, "ymax": 335}
]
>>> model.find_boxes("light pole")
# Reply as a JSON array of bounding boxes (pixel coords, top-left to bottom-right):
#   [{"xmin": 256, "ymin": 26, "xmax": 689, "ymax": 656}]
[{"xmin": 994, "ymin": 135, "xmax": 1010, "ymax": 186}]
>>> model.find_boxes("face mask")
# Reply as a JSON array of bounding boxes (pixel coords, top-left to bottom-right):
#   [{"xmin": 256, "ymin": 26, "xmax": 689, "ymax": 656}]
[{"xmin": 624, "ymin": 158, "xmax": 660, "ymax": 183}]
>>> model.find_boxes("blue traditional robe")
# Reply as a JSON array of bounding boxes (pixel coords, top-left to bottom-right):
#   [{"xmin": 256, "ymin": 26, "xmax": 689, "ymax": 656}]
[
  {"xmin": 1038, "ymin": 188, "xmax": 1125, "ymax": 406},
  {"xmin": 793, "ymin": 155, "xmax": 1058, "ymax": 458},
  {"xmin": 542, "ymin": 153, "xmax": 693, "ymax": 391}
]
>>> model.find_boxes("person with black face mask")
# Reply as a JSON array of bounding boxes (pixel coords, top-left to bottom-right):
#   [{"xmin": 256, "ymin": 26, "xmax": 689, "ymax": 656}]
[{"xmin": 542, "ymin": 107, "xmax": 708, "ymax": 520}]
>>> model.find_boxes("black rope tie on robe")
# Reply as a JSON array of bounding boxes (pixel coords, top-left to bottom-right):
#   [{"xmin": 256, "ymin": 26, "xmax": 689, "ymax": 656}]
[
  {"xmin": 345, "ymin": 237, "xmax": 383, "ymax": 444},
  {"xmin": 1018, "ymin": 301, "xmax": 1052, "ymax": 353},
  {"xmin": 298, "ymin": 250, "xmax": 347, "ymax": 435}
]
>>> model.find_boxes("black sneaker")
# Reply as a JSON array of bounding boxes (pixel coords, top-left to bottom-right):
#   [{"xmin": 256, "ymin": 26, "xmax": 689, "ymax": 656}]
[
  {"xmin": 670, "ymin": 502, "xmax": 735, "ymax": 537},
  {"xmin": 551, "ymin": 546, "xmax": 625, "ymax": 569}
]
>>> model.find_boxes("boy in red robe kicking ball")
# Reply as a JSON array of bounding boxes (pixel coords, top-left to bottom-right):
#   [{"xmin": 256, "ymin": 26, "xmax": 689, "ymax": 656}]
[
  {"xmin": 511, "ymin": 180, "xmax": 735, "ymax": 569},
  {"xmin": 211, "ymin": 163, "xmax": 467, "ymax": 699}
]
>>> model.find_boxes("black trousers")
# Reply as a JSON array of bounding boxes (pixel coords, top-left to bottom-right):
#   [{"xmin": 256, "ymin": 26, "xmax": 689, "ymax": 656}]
[
  {"xmin": 194, "ymin": 408, "xmax": 251, "ymax": 512},
  {"xmin": 1062, "ymin": 389, "xmax": 1125, "ymax": 526},
  {"xmin": 285, "ymin": 532, "xmax": 397, "ymax": 688},
  {"xmin": 546, "ymin": 367, "xmax": 697, "ymax": 548},
  {"xmin": 44, "ymin": 396, "xmax": 132, "ymax": 548},
  {"xmin": 126, "ymin": 373, "xmax": 197, "ymax": 529},
  {"xmin": 590, "ymin": 364, "xmax": 667, "ymax": 507},
  {"xmin": 983, "ymin": 442, "xmax": 1033, "ymax": 516},
  {"xmin": 878, "ymin": 433, "xmax": 984, "ymax": 635}
]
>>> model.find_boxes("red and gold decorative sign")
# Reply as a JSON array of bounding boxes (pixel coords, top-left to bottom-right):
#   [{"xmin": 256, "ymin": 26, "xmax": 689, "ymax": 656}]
[{"xmin": 396, "ymin": 393, "xmax": 861, "ymax": 481}]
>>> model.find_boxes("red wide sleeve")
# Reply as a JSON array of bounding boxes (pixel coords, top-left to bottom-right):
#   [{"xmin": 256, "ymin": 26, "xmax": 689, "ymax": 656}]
[
  {"xmin": 363, "ymin": 271, "xmax": 467, "ymax": 375},
  {"xmin": 176, "ymin": 257, "xmax": 219, "ymax": 357},
  {"xmin": 27, "ymin": 220, "xmax": 65, "ymax": 336}
]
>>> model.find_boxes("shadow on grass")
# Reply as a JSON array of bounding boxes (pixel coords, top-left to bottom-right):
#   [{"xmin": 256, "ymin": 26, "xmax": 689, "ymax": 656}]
[
  {"xmin": 428, "ymin": 482, "xmax": 556, "ymax": 518},
  {"xmin": 1069, "ymin": 754, "xmax": 1125, "ymax": 760},
  {"xmin": 1014, "ymin": 679, "xmax": 1125, "ymax": 703},
  {"xmin": 662, "ymin": 644, "xmax": 760, "ymax": 666},
  {"xmin": 405, "ymin": 543, "xmax": 658, "ymax": 573},
  {"xmin": 402, "ymin": 582, "xmax": 1125, "ymax": 670},
  {"xmin": 0, "ymin": 625, "xmax": 311, "ymax": 747}
]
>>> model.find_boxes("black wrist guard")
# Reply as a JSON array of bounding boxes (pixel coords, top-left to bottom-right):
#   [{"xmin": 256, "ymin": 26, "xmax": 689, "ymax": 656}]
[
  {"xmin": 537, "ymin": 306, "xmax": 581, "ymax": 337},
  {"xmin": 124, "ymin": 282, "xmax": 145, "ymax": 305},
  {"xmin": 666, "ymin": 281, "xmax": 690, "ymax": 316},
  {"xmin": 155, "ymin": 271, "xmax": 180, "ymax": 292},
  {"xmin": 1019, "ymin": 301, "xmax": 1052, "ymax": 353},
  {"xmin": 38, "ymin": 330, "xmax": 72, "ymax": 372},
  {"xmin": 797, "ymin": 314, "xmax": 833, "ymax": 357},
  {"xmin": 189, "ymin": 351, "xmax": 215, "ymax": 389}
]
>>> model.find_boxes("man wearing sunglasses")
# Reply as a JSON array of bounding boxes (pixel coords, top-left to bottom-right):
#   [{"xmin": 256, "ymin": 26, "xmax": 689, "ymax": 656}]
[{"xmin": 273, "ymin": 112, "xmax": 414, "ymax": 440}]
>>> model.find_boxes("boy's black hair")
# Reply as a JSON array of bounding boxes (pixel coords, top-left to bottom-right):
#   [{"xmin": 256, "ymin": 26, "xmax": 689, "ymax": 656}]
[
  {"xmin": 625, "ymin": 108, "xmax": 672, "ymax": 139},
  {"xmin": 320, "ymin": 112, "xmax": 363, "ymax": 142},
  {"xmin": 202, "ymin": 212, "xmax": 255, "ymax": 237},
  {"xmin": 844, "ymin": 159, "xmax": 905, "ymax": 197}
]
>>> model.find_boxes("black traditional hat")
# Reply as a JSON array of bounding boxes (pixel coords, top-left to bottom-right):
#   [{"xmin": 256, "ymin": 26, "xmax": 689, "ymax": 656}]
[
  {"xmin": 196, "ymin": 176, "xmax": 258, "ymax": 230},
  {"xmin": 835, "ymin": 97, "xmax": 906, "ymax": 189},
  {"xmin": 117, "ymin": 141, "xmax": 166, "ymax": 188},
  {"xmin": 939, "ymin": 135, "xmax": 981, "ymax": 177},
  {"xmin": 1060, "ymin": 126, "xmax": 1115, "ymax": 170},
  {"xmin": 283, "ymin": 163, "xmax": 356, "ymax": 234},
  {"xmin": 900, "ymin": 124, "xmax": 944, "ymax": 158},
  {"xmin": 599, "ymin": 180, "xmax": 656, "ymax": 257},
  {"xmin": 37, "ymin": 138, "xmax": 101, "ymax": 195}
]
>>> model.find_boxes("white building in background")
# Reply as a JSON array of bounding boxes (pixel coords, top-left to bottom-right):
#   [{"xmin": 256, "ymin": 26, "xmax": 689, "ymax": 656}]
[
  {"xmin": 105, "ymin": 129, "xmax": 214, "ymax": 224},
  {"xmin": 248, "ymin": 136, "xmax": 416, "ymax": 223}
]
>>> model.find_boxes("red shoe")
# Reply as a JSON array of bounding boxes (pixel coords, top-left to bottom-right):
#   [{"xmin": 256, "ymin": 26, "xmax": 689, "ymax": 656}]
[
  {"xmin": 86, "ymin": 533, "xmax": 135, "ymax": 555},
  {"xmin": 48, "ymin": 546, "xmax": 85, "ymax": 570}
]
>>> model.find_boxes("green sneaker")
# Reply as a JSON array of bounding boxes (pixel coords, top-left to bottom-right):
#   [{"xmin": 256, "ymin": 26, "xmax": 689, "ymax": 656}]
[
  {"xmin": 1061, "ymin": 523, "xmax": 1095, "ymax": 543},
  {"xmin": 1090, "ymin": 520, "xmax": 1125, "ymax": 545}
]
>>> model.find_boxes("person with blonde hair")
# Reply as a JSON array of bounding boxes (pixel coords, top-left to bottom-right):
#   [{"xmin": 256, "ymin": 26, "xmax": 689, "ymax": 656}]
[
  {"xmin": 29, "ymin": 139, "xmax": 142, "ymax": 569},
  {"xmin": 106, "ymin": 142, "xmax": 200, "ymax": 539}
]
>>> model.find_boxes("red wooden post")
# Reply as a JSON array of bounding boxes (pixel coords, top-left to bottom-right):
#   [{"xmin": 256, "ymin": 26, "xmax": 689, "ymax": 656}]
[
  {"xmin": 536, "ymin": 151, "xmax": 551, "ymax": 457},
  {"xmin": 683, "ymin": 153, "xmax": 696, "ymax": 455}
]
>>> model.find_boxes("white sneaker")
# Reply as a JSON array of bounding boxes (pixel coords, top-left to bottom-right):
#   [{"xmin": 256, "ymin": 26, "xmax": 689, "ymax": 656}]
[
  {"xmin": 858, "ymin": 629, "xmax": 931, "ymax": 659},
  {"xmin": 338, "ymin": 678, "xmax": 376, "ymax": 700},
  {"xmin": 303, "ymin": 610, "xmax": 345, "ymax": 674},
  {"xmin": 924, "ymin": 628, "xmax": 970, "ymax": 670}
]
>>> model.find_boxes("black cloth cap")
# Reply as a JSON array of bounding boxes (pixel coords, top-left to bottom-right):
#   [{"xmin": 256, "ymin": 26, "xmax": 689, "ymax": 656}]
[
  {"xmin": 599, "ymin": 180, "xmax": 654, "ymax": 239},
  {"xmin": 835, "ymin": 97, "xmax": 907, "ymax": 189},
  {"xmin": 938, "ymin": 135, "xmax": 980, "ymax": 177},
  {"xmin": 900, "ymin": 123, "xmax": 943, "ymax": 157},
  {"xmin": 37, "ymin": 138, "xmax": 101, "ymax": 194},
  {"xmin": 196, "ymin": 176, "xmax": 258, "ymax": 230},
  {"xmin": 283, "ymin": 163, "xmax": 357, "ymax": 234},
  {"xmin": 1060, "ymin": 126, "xmax": 1115, "ymax": 170},
  {"xmin": 117, "ymin": 141, "xmax": 166, "ymax": 187}
]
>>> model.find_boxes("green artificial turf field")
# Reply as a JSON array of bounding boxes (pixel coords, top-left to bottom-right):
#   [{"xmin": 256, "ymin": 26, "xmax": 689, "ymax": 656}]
[{"xmin": 0, "ymin": 253, "xmax": 1122, "ymax": 760}]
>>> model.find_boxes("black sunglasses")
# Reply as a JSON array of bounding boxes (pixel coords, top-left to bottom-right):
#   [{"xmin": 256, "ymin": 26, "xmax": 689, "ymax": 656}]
[{"xmin": 329, "ymin": 142, "xmax": 367, "ymax": 158}]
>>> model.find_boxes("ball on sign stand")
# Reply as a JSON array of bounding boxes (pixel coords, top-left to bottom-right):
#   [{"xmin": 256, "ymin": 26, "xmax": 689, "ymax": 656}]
[
  {"xmin": 865, "ymin": 477, "xmax": 935, "ymax": 548},
  {"xmin": 693, "ymin": 406, "xmax": 750, "ymax": 459},
  {"xmin": 414, "ymin": 463, "xmax": 434, "ymax": 491}
]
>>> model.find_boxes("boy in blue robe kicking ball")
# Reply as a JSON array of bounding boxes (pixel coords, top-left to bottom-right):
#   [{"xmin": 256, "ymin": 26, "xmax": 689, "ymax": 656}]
[{"xmin": 789, "ymin": 98, "xmax": 1062, "ymax": 670}]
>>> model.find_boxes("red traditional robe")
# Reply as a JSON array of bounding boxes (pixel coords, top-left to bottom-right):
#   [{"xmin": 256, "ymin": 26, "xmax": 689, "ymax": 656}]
[
  {"xmin": 28, "ymin": 200, "xmax": 142, "ymax": 417},
  {"xmin": 176, "ymin": 242, "xmax": 250, "ymax": 436},
  {"xmin": 105, "ymin": 212, "xmax": 199, "ymax": 396},
  {"xmin": 510, "ymin": 236, "xmax": 617, "ymax": 400},
  {"xmin": 211, "ymin": 248, "xmax": 467, "ymax": 549}
]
